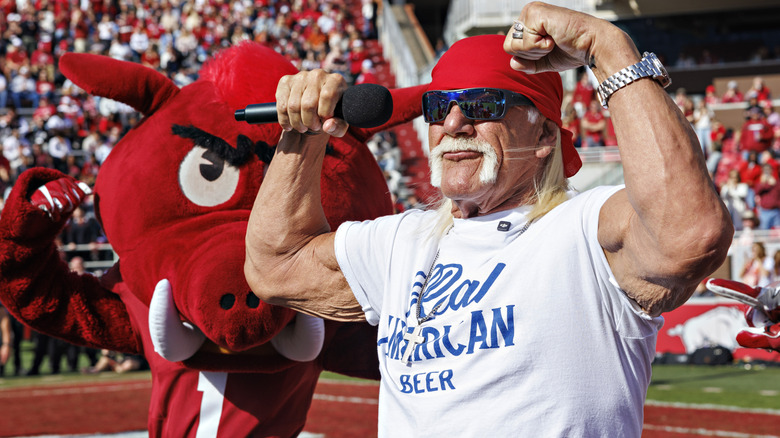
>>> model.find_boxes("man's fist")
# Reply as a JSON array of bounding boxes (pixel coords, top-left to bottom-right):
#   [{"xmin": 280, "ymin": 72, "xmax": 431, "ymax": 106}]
[
  {"xmin": 29, "ymin": 177, "xmax": 92, "ymax": 222},
  {"xmin": 706, "ymin": 278, "xmax": 780, "ymax": 352}
]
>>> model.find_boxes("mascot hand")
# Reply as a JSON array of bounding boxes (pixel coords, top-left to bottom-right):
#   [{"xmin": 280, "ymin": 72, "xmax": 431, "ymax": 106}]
[
  {"xmin": 29, "ymin": 177, "xmax": 92, "ymax": 222},
  {"xmin": 706, "ymin": 278, "xmax": 780, "ymax": 352},
  {"xmin": 149, "ymin": 279, "xmax": 206, "ymax": 362},
  {"xmin": 270, "ymin": 313, "xmax": 325, "ymax": 362}
]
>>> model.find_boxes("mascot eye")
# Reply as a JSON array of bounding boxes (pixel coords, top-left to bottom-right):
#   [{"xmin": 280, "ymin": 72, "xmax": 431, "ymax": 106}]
[{"xmin": 179, "ymin": 146, "xmax": 240, "ymax": 207}]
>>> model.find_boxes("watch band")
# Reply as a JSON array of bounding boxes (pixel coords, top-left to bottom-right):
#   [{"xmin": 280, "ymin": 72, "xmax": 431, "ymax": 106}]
[{"xmin": 596, "ymin": 52, "xmax": 671, "ymax": 109}]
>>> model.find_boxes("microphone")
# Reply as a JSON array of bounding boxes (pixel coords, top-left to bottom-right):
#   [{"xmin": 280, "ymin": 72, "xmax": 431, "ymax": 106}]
[{"xmin": 234, "ymin": 83, "xmax": 393, "ymax": 129}]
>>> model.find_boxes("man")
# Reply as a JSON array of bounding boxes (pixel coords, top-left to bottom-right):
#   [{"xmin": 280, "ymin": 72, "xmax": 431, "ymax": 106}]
[
  {"xmin": 245, "ymin": 3, "xmax": 732, "ymax": 436},
  {"xmin": 739, "ymin": 106, "xmax": 774, "ymax": 154}
]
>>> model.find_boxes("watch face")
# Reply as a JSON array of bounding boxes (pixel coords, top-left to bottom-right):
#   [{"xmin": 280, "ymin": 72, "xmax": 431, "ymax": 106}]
[{"xmin": 646, "ymin": 52, "xmax": 672, "ymax": 88}]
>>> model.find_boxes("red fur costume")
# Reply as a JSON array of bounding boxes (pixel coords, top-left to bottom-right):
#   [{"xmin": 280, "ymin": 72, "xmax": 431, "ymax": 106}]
[{"xmin": 0, "ymin": 43, "xmax": 425, "ymax": 436}]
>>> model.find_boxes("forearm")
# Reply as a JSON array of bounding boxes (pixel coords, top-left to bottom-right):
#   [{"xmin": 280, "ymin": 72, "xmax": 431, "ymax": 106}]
[{"xmin": 245, "ymin": 131, "xmax": 331, "ymax": 295}]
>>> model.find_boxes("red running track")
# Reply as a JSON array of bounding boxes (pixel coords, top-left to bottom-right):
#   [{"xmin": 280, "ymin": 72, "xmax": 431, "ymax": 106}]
[{"xmin": 1, "ymin": 377, "xmax": 779, "ymax": 437}]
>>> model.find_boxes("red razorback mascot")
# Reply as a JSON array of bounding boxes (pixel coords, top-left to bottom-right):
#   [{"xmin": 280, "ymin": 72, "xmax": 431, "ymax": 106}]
[{"xmin": 0, "ymin": 42, "xmax": 425, "ymax": 436}]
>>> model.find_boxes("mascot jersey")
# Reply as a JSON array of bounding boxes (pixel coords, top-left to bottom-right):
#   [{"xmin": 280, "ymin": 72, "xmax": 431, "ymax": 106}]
[{"xmin": 335, "ymin": 185, "xmax": 663, "ymax": 437}]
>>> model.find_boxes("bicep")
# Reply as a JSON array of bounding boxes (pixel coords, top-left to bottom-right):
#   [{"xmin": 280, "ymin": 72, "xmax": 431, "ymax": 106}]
[
  {"xmin": 247, "ymin": 232, "xmax": 365, "ymax": 323},
  {"xmin": 598, "ymin": 190, "xmax": 696, "ymax": 316}
]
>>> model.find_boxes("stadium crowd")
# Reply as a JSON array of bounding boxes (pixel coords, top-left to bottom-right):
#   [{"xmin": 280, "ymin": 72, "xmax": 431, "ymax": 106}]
[{"xmin": 0, "ymin": 0, "xmax": 779, "ymax": 374}]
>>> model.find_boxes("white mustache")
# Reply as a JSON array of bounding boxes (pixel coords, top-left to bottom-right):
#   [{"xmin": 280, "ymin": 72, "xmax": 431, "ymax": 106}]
[{"xmin": 429, "ymin": 137, "xmax": 499, "ymax": 187}]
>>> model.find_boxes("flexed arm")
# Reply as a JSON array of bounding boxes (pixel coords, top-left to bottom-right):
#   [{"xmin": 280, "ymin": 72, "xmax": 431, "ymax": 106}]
[
  {"xmin": 245, "ymin": 70, "xmax": 364, "ymax": 322},
  {"xmin": 0, "ymin": 169, "xmax": 140, "ymax": 353},
  {"xmin": 504, "ymin": 3, "xmax": 732, "ymax": 315}
]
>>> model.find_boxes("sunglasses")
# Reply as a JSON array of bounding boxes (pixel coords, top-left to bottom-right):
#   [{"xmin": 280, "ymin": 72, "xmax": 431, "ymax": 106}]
[{"xmin": 422, "ymin": 88, "xmax": 535, "ymax": 123}]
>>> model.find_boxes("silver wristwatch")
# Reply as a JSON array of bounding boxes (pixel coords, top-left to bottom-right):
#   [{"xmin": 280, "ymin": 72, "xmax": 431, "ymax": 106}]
[{"xmin": 596, "ymin": 52, "xmax": 671, "ymax": 109}]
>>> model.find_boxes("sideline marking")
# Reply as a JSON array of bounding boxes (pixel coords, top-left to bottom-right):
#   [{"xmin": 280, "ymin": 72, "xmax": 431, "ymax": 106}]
[
  {"xmin": 646, "ymin": 400, "xmax": 780, "ymax": 416},
  {"xmin": 0, "ymin": 381, "xmax": 152, "ymax": 398},
  {"xmin": 643, "ymin": 424, "xmax": 780, "ymax": 437},
  {"xmin": 312, "ymin": 393, "xmax": 378, "ymax": 405}
]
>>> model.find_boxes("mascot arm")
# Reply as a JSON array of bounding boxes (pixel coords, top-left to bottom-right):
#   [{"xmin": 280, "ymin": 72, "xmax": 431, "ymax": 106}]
[{"xmin": 0, "ymin": 168, "xmax": 141, "ymax": 353}]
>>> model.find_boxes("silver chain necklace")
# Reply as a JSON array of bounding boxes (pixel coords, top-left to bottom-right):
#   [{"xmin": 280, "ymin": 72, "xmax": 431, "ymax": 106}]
[{"xmin": 401, "ymin": 218, "xmax": 535, "ymax": 364}]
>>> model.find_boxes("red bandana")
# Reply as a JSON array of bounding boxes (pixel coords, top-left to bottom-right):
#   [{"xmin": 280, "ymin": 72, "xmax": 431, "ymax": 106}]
[{"xmin": 429, "ymin": 34, "xmax": 582, "ymax": 178}]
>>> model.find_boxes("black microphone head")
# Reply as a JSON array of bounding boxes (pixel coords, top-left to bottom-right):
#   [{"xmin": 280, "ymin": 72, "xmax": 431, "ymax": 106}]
[{"xmin": 337, "ymin": 83, "xmax": 393, "ymax": 128}]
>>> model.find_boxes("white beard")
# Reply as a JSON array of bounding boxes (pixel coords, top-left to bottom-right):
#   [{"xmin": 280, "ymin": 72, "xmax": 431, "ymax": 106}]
[{"xmin": 429, "ymin": 136, "xmax": 499, "ymax": 188}]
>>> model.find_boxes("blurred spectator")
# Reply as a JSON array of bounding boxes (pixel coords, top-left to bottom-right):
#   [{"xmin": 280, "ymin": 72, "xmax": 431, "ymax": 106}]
[
  {"xmin": 0, "ymin": 74, "xmax": 7, "ymax": 109},
  {"xmin": 746, "ymin": 76, "xmax": 771, "ymax": 104},
  {"xmin": 322, "ymin": 45, "xmax": 350, "ymax": 79},
  {"xmin": 720, "ymin": 169, "xmax": 752, "ymax": 231},
  {"xmin": 0, "ymin": 305, "xmax": 11, "ymax": 372},
  {"xmin": 755, "ymin": 163, "xmax": 780, "ymax": 230},
  {"xmin": 47, "ymin": 131, "xmax": 72, "ymax": 172},
  {"xmin": 770, "ymin": 250, "xmax": 780, "ymax": 283},
  {"xmin": 24, "ymin": 330, "xmax": 71, "ymax": 375},
  {"xmin": 603, "ymin": 110, "xmax": 617, "ymax": 146},
  {"xmin": 571, "ymin": 71, "xmax": 595, "ymax": 118},
  {"xmin": 761, "ymin": 150, "xmax": 779, "ymax": 178},
  {"xmin": 722, "ymin": 80, "xmax": 744, "ymax": 103},
  {"xmin": 83, "ymin": 349, "xmax": 148, "ymax": 374},
  {"xmin": 704, "ymin": 85, "xmax": 719, "ymax": 106},
  {"xmin": 693, "ymin": 99, "xmax": 713, "ymax": 155},
  {"xmin": 674, "ymin": 88, "xmax": 690, "ymax": 113},
  {"xmin": 9, "ymin": 66, "xmax": 39, "ymax": 109},
  {"xmin": 580, "ymin": 100, "xmax": 605, "ymax": 148},
  {"xmin": 764, "ymin": 101, "xmax": 780, "ymax": 128},
  {"xmin": 706, "ymin": 141, "xmax": 722, "ymax": 180},
  {"xmin": 562, "ymin": 104, "xmax": 581, "ymax": 148},
  {"xmin": 129, "ymin": 23, "xmax": 150, "ymax": 62},
  {"xmin": 741, "ymin": 241, "xmax": 772, "ymax": 287},
  {"xmin": 738, "ymin": 150, "xmax": 762, "ymax": 188},
  {"xmin": 61, "ymin": 206, "xmax": 105, "ymax": 262},
  {"xmin": 355, "ymin": 59, "xmax": 378, "ymax": 85},
  {"xmin": 739, "ymin": 107, "xmax": 774, "ymax": 154}
]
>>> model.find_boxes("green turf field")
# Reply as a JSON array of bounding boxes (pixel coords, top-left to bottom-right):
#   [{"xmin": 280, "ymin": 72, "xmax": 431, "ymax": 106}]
[{"xmin": 648, "ymin": 363, "xmax": 780, "ymax": 410}]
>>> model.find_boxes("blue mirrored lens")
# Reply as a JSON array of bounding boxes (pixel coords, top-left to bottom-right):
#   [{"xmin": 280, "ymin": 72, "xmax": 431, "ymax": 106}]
[{"xmin": 423, "ymin": 88, "xmax": 507, "ymax": 123}]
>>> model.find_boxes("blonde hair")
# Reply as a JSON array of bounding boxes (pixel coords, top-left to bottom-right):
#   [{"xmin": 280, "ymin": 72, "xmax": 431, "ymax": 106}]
[{"xmin": 428, "ymin": 115, "xmax": 570, "ymax": 240}]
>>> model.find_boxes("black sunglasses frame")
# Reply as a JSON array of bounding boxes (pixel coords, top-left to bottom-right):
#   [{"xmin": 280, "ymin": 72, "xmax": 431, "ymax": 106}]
[{"xmin": 422, "ymin": 88, "xmax": 535, "ymax": 123}]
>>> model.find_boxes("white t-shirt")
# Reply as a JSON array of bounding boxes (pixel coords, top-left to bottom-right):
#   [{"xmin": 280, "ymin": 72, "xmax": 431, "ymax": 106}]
[{"xmin": 335, "ymin": 186, "xmax": 662, "ymax": 437}]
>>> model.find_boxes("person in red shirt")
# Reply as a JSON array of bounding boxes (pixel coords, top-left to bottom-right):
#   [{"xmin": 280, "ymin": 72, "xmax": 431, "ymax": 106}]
[
  {"xmin": 35, "ymin": 70, "xmax": 55, "ymax": 101},
  {"xmin": 571, "ymin": 71, "xmax": 594, "ymax": 117},
  {"xmin": 140, "ymin": 44, "xmax": 161, "ymax": 70},
  {"xmin": 32, "ymin": 95, "xmax": 56, "ymax": 125},
  {"xmin": 739, "ymin": 150, "xmax": 763, "ymax": 188},
  {"xmin": 722, "ymin": 80, "xmax": 744, "ymax": 103},
  {"xmin": 704, "ymin": 85, "xmax": 719, "ymax": 106},
  {"xmin": 747, "ymin": 76, "xmax": 771, "ymax": 104},
  {"xmin": 5, "ymin": 40, "xmax": 29, "ymax": 74},
  {"xmin": 754, "ymin": 163, "xmax": 780, "ymax": 229},
  {"xmin": 740, "ymin": 107, "xmax": 774, "ymax": 154},
  {"xmin": 580, "ymin": 100, "xmax": 605, "ymax": 148},
  {"xmin": 761, "ymin": 150, "xmax": 779, "ymax": 179},
  {"xmin": 354, "ymin": 59, "xmax": 378, "ymax": 85}
]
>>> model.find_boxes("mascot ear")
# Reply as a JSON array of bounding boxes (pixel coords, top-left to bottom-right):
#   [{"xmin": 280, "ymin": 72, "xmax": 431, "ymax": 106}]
[
  {"xmin": 59, "ymin": 53, "xmax": 180, "ymax": 116},
  {"xmin": 350, "ymin": 83, "xmax": 429, "ymax": 143}
]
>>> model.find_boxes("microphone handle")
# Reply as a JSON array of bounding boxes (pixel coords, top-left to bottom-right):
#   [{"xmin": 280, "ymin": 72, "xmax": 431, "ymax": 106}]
[{"xmin": 235, "ymin": 102, "xmax": 344, "ymax": 124}]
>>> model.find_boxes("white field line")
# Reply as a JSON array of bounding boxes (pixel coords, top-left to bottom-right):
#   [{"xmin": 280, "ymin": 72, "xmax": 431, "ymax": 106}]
[
  {"xmin": 643, "ymin": 424, "xmax": 780, "ymax": 438},
  {"xmin": 645, "ymin": 400, "xmax": 780, "ymax": 416},
  {"xmin": 0, "ymin": 381, "xmax": 152, "ymax": 398},
  {"xmin": 312, "ymin": 393, "xmax": 378, "ymax": 405}
]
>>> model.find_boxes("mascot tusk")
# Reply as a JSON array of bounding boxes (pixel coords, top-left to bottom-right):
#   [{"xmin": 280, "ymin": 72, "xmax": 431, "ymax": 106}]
[
  {"xmin": 270, "ymin": 313, "xmax": 325, "ymax": 362},
  {"xmin": 149, "ymin": 279, "xmax": 207, "ymax": 362}
]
